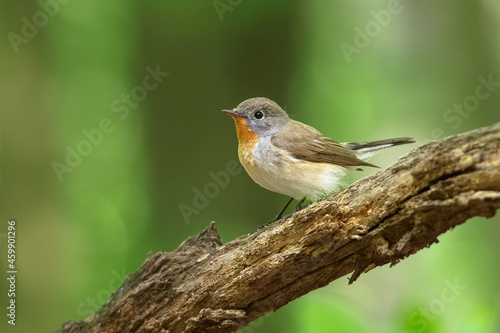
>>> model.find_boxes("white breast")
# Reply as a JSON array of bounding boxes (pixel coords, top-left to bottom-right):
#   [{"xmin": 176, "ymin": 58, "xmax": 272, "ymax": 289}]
[{"xmin": 239, "ymin": 138, "xmax": 348, "ymax": 201}]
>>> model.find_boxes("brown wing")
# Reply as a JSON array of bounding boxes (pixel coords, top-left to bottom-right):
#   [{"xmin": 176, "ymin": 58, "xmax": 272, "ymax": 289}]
[{"xmin": 271, "ymin": 120, "xmax": 376, "ymax": 167}]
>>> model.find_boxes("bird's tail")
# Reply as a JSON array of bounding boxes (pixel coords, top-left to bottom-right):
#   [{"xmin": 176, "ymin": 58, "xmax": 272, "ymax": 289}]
[{"xmin": 344, "ymin": 137, "xmax": 415, "ymax": 161}]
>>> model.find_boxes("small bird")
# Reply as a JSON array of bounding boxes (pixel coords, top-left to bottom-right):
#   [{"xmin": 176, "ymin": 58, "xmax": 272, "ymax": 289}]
[{"xmin": 223, "ymin": 97, "xmax": 414, "ymax": 223}]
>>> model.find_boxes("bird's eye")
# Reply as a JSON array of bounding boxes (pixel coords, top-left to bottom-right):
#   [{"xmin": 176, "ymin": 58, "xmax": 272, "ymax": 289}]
[{"xmin": 254, "ymin": 111, "xmax": 264, "ymax": 119}]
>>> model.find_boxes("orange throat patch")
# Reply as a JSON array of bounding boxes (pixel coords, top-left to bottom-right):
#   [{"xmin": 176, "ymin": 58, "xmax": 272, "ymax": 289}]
[{"xmin": 232, "ymin": 116, "xmax": 259, "ymax": 164}]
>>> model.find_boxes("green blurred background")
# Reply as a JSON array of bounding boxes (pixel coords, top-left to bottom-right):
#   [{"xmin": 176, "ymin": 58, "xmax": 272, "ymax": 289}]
[{"xmin": 1, "ymin": 0, "xmax": 500, "ymax": 332}]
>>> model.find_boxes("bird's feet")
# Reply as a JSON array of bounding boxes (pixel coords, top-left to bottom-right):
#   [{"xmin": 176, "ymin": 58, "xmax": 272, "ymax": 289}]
[
  {"xmin": 257, "ymin": 198, "xmax": 311, "ymax": 230},
  {"xmin": 258, "ymin": 214, "xmax": 292, "ymax": 230}
]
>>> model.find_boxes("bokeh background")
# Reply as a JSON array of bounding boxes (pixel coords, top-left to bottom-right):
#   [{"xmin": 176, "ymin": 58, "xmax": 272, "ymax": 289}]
[{"xmin": 1, "ymin": 0, "xmax": 500, "ymax": 332}]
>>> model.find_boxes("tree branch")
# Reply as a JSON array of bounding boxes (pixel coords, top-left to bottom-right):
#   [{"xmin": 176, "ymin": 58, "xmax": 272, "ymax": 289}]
[{"xmin": 58, "ymin": 123, "xmax": 500, "ymax": 333}]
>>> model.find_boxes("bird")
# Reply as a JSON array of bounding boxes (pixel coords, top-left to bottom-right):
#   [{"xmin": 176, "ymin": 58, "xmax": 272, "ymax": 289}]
[{"xmin": 223, "ymin": 97, "xmax": 415, "ymax": 223}]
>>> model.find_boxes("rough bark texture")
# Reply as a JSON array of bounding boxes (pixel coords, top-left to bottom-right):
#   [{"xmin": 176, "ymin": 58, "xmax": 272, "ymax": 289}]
[{"xmin": 58, "ymin": 123, "xmax": 500, "ymax": 333}]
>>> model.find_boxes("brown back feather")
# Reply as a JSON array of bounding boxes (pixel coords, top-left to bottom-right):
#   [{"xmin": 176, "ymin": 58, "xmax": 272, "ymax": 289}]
[{"xmin": 271, "ymin": 120, "xmax": 376, "ymax": 168}]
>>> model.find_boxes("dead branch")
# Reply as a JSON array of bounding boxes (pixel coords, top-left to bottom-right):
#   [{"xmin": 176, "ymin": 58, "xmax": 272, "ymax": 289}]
[{"xmin": 58, "ymin": 122, "xmax": 500, "ymax": 333}]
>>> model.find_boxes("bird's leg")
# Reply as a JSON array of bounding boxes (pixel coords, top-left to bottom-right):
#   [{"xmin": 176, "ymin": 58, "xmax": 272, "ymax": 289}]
[
  {"xmin": 258, "ymin": 197, "xmax": 294, "ymax": 229},
  {"xmin": 294, "ymin": 197, "xmax": 307, "ymax": 212},
  {"xmin": 273, "ymin": 197, "xmax": 294, "ymax": 221},
  {"xmin": 258, "ymin": 198, "xmax": 312, "ymax": 229}
]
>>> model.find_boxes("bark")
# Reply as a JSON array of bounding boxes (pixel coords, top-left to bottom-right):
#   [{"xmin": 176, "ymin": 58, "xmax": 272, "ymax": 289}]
[{"xmin": 58, "ymin": 122, "xmax": 500, "ymax": 333}]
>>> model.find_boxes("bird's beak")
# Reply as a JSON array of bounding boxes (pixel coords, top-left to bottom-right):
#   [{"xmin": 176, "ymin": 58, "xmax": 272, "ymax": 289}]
[{"xmin": 222, "ymin": 109, "xmax": 242, "ymax": 118}]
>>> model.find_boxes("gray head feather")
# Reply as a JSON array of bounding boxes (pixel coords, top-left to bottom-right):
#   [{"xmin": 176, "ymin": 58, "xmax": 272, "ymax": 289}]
[{"xmin": 234, "ymin": 97, "xmax": 289, "ymax": 137}]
